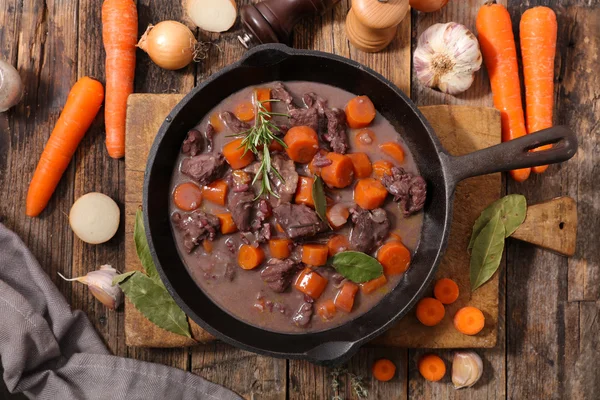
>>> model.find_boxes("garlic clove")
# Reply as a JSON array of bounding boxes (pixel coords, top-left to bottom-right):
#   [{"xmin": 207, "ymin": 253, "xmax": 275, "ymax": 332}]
[
  {"xmin": 58, "ymin": 264, "xmax": 124, "ymax": 310},
  {"xmin": 452, "ymin": 351, "xmax": 483, "ymax": 389},
  {"xmin": 0, "ymin": 59, "xmax": 24, "ymax": 112}
]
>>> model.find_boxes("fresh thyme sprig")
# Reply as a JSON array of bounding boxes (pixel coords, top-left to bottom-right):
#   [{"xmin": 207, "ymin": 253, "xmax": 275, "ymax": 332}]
[{"xmin": 233, "ymin": 98, "xmax": 288, "ymax": 199}]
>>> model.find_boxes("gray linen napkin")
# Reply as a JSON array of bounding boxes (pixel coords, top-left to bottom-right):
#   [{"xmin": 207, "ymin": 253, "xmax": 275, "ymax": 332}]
[{"xmin": 0, "ymin": 223, "xmax": 243, "ymax": 400}]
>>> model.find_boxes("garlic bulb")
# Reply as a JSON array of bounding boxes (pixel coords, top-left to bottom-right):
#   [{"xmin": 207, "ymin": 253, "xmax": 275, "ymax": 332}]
[
  {"xmin": 414, "ymin": 22, "xmax": 482, "ymax": 95},
  {"xmin": 58, "ymin": 265, "xmax": 124, "ymax": 310},
  {"xmin": 452, "ymin": 351, "xmax": 483, "ymax": 389},
  {"xmin": 0, "ymin": 59, "xmax": 23, "ymax": 112}
]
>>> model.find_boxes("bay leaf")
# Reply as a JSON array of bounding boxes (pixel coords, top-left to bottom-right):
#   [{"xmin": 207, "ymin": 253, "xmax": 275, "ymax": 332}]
[
  {"xmin": 331, "ymin": 251, "xmax": 383, "ymax": 283},
  {"xmin": 134, "ymin": 208, "xmax": 161, "ymax": 284},
  {"xmin": 470, "ymin": 211, "xmax": 506, "ymax": 291},
  {"xmin": 468, "ymin": 194, "xmax": 527, "ymax": 251},
  {"xmin": 312, "ymin": 175, "xmax": 331, "ymax": 228},
  {"xmin": 114, "ymin": 271, "xmax": 191, "ymax": 338}
]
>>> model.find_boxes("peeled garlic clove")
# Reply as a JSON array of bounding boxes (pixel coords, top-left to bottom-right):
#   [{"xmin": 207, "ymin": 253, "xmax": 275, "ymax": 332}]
[
  {"xmin": 452, "ymin": 351, "xmax": 483, "ymax": 389},
  {"xmin": 58, "ymin": 265, "xmax": 124, "ymax": 310},
  {"xmin": 414, "ymin": 22, "xmax": 482, "ymax": 95}
]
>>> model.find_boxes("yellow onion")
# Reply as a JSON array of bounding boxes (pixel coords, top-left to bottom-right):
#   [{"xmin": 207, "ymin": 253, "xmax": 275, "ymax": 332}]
[{"xmin": 137, "ymin": 21, "xmax": 198, "ymax": 70}]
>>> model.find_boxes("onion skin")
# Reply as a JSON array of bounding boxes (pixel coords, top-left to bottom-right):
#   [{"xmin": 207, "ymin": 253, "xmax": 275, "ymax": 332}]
[
  {"xmin": 137, "ymin": 21, "xmax": 197, "ymax": 70},
  {"xmin": 410, "ymin": 0, "xmax": 449, "ymax": 13}
]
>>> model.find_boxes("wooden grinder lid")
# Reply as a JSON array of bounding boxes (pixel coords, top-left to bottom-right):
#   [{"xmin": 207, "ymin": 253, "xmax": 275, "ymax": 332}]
[{"xmin": 347, "ymin": 0, "xmax": 409, "ymax": 52}]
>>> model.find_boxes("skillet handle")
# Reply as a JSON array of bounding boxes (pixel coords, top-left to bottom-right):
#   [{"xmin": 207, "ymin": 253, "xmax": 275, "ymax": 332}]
[{"xmin": 443, "ymin": 126, "xmax": 578, "ymax": 185}]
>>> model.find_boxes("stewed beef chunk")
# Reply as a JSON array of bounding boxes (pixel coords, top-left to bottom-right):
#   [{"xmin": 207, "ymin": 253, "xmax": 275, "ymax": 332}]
[
  {"xmin": 205, "ymin": 124, "xmax": 215, "ymax": 152},
  {"xmin": 289, "ymin": 106, "xmax": 319, "ymax": 132},
  {"xmin": 310, "ymin": 151, "xmax": 332, "ymax": 168},
  {"xmin": 273, "ymin": 203, "xmax": 329, "ymax": 240},
  {"xmin": 260, "ymin": 258, "xmax": 299, "ymax": 293},
  {"xmin": 302, "ymin": 93, "xmax": 327, "ymax": 116},
  {"xmin": 323, "ymin": 108, "xmax": 349, "ymax": 154},
  {"xmin": 381, "ymin": 167, "xmax": 427, "ymax": 216},
  {"xmin": 172, "ymin": 211, "xmax": 220, "ymax": 252},
  {"xmin": 292, "ymin": 302, "xmax": 314, "ymax": 327},
  {"xmin": 221, "ymin": 111, "xmax": 250, "ymax": 133},
  {"xmin": 269, "ymin": 154, "xmax": 299, "ymax": 204},
  {"xmin": 181, "ymin": 152, "xmax": 227, "ymax": 185},
  {"xmin": 228, "ymin": 190, "xmax": 254, "ymax": 232},
  {"xmin": 349, "ymin": 207, "xmax": 390, "ymax": 253},
  {"xmin": 271, "ymin": 82, "xmax": 296, "ymax": 109},
  {"xmin": 182, "ymin": 129, "xmax": 204, "ymax": 156}
]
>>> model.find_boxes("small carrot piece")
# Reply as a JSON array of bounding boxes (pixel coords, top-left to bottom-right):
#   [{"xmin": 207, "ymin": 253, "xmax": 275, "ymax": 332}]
[
  {"xmin": 354, "ymin": 178, "xmax": 388, "ymax": 210},
  {"xmin": 308, "ymin": 149, "xmax": 328, "ymax": 176},
  {"xmin": 477, "ymin": 2, "xmax": 530, "ymax": 182},
  {"xmin": 253, "ymin": 88, "xmax": 272, "ymax": 112},
  {"xmin": 433, "ymin": 278, "xmax": 460, "ymax": 305},
  {"xmin": 347, "ymin": 152, "xmax": 373, "ymax": 179},
  {"xmin": 223, "ymin": 138, "xmax": 255, "ymax": 169},
  {"xmin": 388, "ymin": 232, "xmax": 402, "ymax": 243},
  {"xmin": 102, "ymin": 0, "xmax": 137, "ymax": 159},
  {"xmin": 295, "ymin": 176, "xmax": 315, "ymax": 208},
  {"xmin": 210, "ymin": 113, "xmax": 225, "ymax": 133},
  {"xmin": 327, "ymin": 234, "xmax": 350, "ymax": 257},
  {"xmin": 238, "ymin": 244, "xmax": 265, "ymax": 270},
  {"xmin": 361, "ymin": 274, "xmax": 388, "ymax": 294},
  {"xmin": 216, "ymin": 212, "xmax": 238, "ymax": 234},
  {"xmin": 372, "ymin": 359, "xmax": 396, "ymax": 382},
  {"xmin": 269, "ymin": 238, "xmax": 292, "ymax": 259},
  {"xmin": 345, "ymin": 96, "xmax": 376, "ymax": 129},
  {"xmin": 26, "ymin": 77, "xmax": 105, "ymax": 217},
  {"xmin": 202, "ymin": 239, "xmax": 213, "ymax": 254},
  {"xmin": 173, "ymin": 182, "xmax": 203, "ymax": 211},
  {"xmin": 416, "ymin": 297, "xmax": 445, "ymax": 326},
  {"xmin": 321, "ymin": 153, "xmax": 355, "ymax": 189},
  {"xmin": 380, "ymin": 142, "xmax": 405, "ymax": 164},
  {"xmin": 454, "ymin": 306, "xmax": 485, "ymax": 335},
  {"xmin": 520, "ymin": 6, "xmax": 558, "ymax": 174},
  {"xmin": 203, "ymin": 179, "xmax": 228, "ymax": 206},
  {"xmin": 275, "ymin": 223, "xmax": 285, "ymax": 233},
  {"xmin": 234, "ymin": 101, "xmax": 255, "ymax": 122},
  {"xmin": 295, "ymin": 267, "xmax": 328, "ymax": 299},
  {"xmin": 284, "ymin": 126, "xmax": 319, "ymax": 163},
  {"xmin": 302, "ymin": 244, "xmax": 329, "ymax": 266},
  {"xmin": 268, "ymin": 139, "xmax": 285, "ymax": 152},
  {"xmin": 334, "ymin": 281, "xmax": 359, "ymax": 313},
  {"xmin": 372, "ymin": 160, "xmax": 394, "ymax": 179},
  {"xmin": 377, "ymin": 241, "xmax": 411, "ymax": 275},
  {"xmin": 418, "ymin": 354, "xmax": 446, "ymax": 382},
  {"xmin": 317, "ymin": 299, "xmax": 337, "ymax": 321},
  {"xmin": 354, "ymin": 128, "xmax": 376, "ymax": 147}
]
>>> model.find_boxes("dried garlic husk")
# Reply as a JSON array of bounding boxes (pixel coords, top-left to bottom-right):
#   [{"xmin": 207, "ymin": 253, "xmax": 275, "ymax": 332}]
[
  {"xmin": 452, "ymin": 351, "xmax": 483, "ymax": 389},
  {"xmin": 414, "ymin": 22, "xmax": 482, "ymax": 95},
  {"xmin": 58, "ymin": 265, "xmax": 123, "ymax": 310}
]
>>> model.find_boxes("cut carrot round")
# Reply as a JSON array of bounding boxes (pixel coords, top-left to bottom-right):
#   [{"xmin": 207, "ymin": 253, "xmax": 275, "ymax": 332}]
[
  {"xmin": 295, "ymin": 267, "xmax": 328, "ymax": 299},
  {"xmin": 327, "ymin": 234, "xmax": 350, "ymax": 257},
  {"xmin": 302, "ymin": 244, "xmax": 329, "ymax": 266},
  {"xmin": 238, "ymin": 244, "xmax": 265, "ymax": 270},
  {"xmin": 269, "ymin": 238, "xmax": 292, "ymax": 259},
  {"xmin": 354, "ymin": 178, "xmax": 388, "ymax": 210},
  {"xmin": 418, "ymin": 354, "xmax": 446, "ymax": 382},
  {"xmin": 416, "ymin": 297, "xmax": 445, "ymax": 326},
  {"xmin": 253, "ymin": 88, "xmax": 272, "ymax": 112},
  {"xmin": 372, "ymin": 359, "xmax": 396, "ymax": 382},
  {"xmin": 210, "ymin": 113, "xmax": 225, "ymax": 132},
  {"xmin": 202, "ymin": 239, "xmax": 213, "ymax": 253},
  {"xmin": 354, "ymin": 129, "xmax": 376, "ymax": 147},
  {"xmin": 223, "ymin": 138, "xmax": 255, "ymax": 169},
  {"xmin": 334, "ymin": 281, "xmax": 359, "ymax": 313},
  {"xmin": 234, "ymin": 101, "xmax": 255, "ymax": 122},
  {"xmin": 348, "ymin": 152, "xmax": 373, "ymax": 179},
  {"xmin": 295, "ymin": 176, "xmax": 315, "ymax": 208},
  {"xmin": 345, "ymin": 96, "xmax": 376, "ymax": 128},
  {"xmin": 216, "ymin": 212, "xmax": 238, "ymax": 234},
  {"xmin": 433, "ymin": 278, "xmax": 459, "ymax": 305},
  {"xmin": 372, "ymin": 160, "xmax": 394, "ymax": 179},
  {"xmin": 173, "ymin": 182, "xmax": 203, "ymax": 211},
  {"xmin": 317, "ymin": 299, "xmax": 337, "ymax": 321},
  {"xmin": 380, "ymin": 142, "xmax": 405, "ymax": 164},
  {"xmin": 454, "ymin": 306, "xmax": 485, "ymax": 335},
  {"xmin": 321, "ymin": 153, "xmax": 355, "ymax": 188},
  {"xmin": 377, "ymin": 241, "xmax": 411, "ymax": 275},
  {"xmin": 203, "ymin": 179, "xmax": 228, "ymax": 206},
  {"xmin": 361, "ymin": 274, "xmax": 387, "ymax": 294},
  {"xmin": 284, "ymin": 126, "xmax": 319, "ymax": 163}
]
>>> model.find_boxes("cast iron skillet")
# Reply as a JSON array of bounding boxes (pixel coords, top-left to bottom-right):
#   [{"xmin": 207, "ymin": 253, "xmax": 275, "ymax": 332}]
[{"xmin": 143, "ymin": 44, "xmax": 577, "ymax": 365}]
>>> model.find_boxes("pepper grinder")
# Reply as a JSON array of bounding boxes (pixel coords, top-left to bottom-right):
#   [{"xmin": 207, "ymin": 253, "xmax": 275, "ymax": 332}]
[
  {"xmin": 238, "ymin": 0, "xmax": 341, "ymax": 48},
  {"xmin": 346, "ymin": 0, "xmax": 409, "ymax": 52}
]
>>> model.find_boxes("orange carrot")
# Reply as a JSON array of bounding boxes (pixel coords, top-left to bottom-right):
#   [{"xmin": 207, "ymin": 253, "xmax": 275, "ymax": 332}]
[
  {"xmin": 327, "ymin": 234, "xmax": 350, "ymax": 257},
  {"xmin": 416, "ymin": 297, "xmax": 445, "ymax": 326},
  {"xmin": 354, "ymin": 128, "xmax": 376, "ymax": 147},
  {"xmin": 347, "ymin": 152, "xmax": 373, "ymax": 179},
  {"xmin": 275, "ymin": 223, "xmax": 285, "ymax": 233},
  {"xmin": 321, "ymin": 153, "xmax": 355, "ymax": 188},
  {"xmin": 173, "ymin": 182, "xmax": 203, "ymax": 211},
  {"xmin": 102, "ymin": 0, "xmax": 137, "ymax": 159},
  {"xmin": 354, "ymin": 178, "xmax": 388, "ymax": 210},
  {"xmin": 203, "ymin": 179, "xmax": 228, "ymax": 206},
  {"xmin": 334, "ymin": 281, "xmax": 359, "ymax": 313},
  {"xmin": 269, "ymin": 238, "xmax": 292, "ymax": 259},
  {"xmin": 380, "ymin": 142, "xmax": 405, "ymax": 164},
  {"xmin": 372, "ymin": 359, "xmax": 396, "ymax": 382},
  {"xmin": 238, "ymin": 245, "xmax": 265, "ymax": 270},
  {"xmin": 361, "ymin": 274, "xmax": 388, "ymax": 294},
  {"xmin": 372, "ymin": 160, "xmax": 394, "ymax": 179},
  {"xmin": 454, "ymin": 306, "xmax": 485, "ymax": 335},
  {"xmin": 234, "ymin": 101, "xmax": 255, "ymax": 122},
  {"xmin": 295, "ymin": 267, "xmax": 328, "ymax": 299},
  {"xmin": 345, "ymin": 96, "xmax": 376, "ymax": 128},
  {"xmin": 302, "ymin": 244, "xmax": 329, "ymax": 266},
  {"xmin": 253, "ymin": 88, "xmax": 272, "ymax": 112},
  {"xmin": 377, "ymin": 241, "xmax": 411, "ymax": 275},
  {"xmin": 26, "ymin": 77, "xmax": 105, "ymax": 217},
  {"xmin": 223, "ymin": 138, "xmax": 255, "ymax": 169},
  {"xmin": 388, "ymin": 231, "xmax": 403, "ymax": 243},
  {"xmin": 268, "ymin": 139, "xmax": 285, "ymax": 152},
  {"xmin": 295, "ymin": 176, "xmax": 315, "ymax": 208},
  {"xmin": 418, "ymin": 354, "xmax": 446, "ymax": 382},
  {"xmin": 317, "ymin": 299, "xmax": 337, "ymax": 320},
  {"xmin": 216, "ymin": 212, "xmax": 238, "ymax": 234},
  {"xmin": 477, "ymin": 2, "xmax": 530, "ymax": 182},
  {"xmin": 433, "ymin": 278, "xmax": 459, "ymax": 305},
  {"xmin": 284, "ymin": 126, "xmax": 319, "ymax": 163},
  {"xmin": 202, "ymin": 239, "xmax": 213, "ymax": 254},
  {"xmin": 520, "ymin": 6, "xmax": 557, "ymax": 174},
  {"xmin": 210, "ymin": 113, "xmax": 225, "ymax": 132}
]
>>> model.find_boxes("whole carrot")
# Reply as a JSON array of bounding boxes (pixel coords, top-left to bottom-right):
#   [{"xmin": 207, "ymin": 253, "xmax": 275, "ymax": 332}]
[
  {"xmin": 26, "ymin": 77, "xmax": 105, "ymax": 217},
  {"xmin": 477, "ymin": 1, "xmax": 530, "ymax": 182},
  {"xmin": 102, "ymin": 0, "xmax": 137, "ymax": 159},
  {"xmin": 520, "ymin": 6, "xmax": 557, "ymax": 174}
]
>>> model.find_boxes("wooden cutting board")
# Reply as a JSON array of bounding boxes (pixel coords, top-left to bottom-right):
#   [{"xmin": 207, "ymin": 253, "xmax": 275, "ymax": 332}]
[{"xmin": 124, "ymin": 94, "xmax": 501, "ymax": 348}]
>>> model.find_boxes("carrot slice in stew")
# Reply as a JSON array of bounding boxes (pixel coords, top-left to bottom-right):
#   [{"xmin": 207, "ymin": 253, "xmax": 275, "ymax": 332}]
[
  {"xmin": 234, "ymin": 101, "xmax": 255, "ymax": 122},
  {"xmin": 418, "ymin": 354, "xmax": 446, "ymax": 382},
  {"xmin": 302, "ymin": 244, "xmax": 329, "ymax": 266},
  {"xmin": 377, "ymin": 241, "xmax": 411, "ymax": 275},
  {"xmin": 388, "ymin": 231, "xmax": 402, "ymax": 243},
  {"xmin": 269, "ymin": 239, "xmax": 292, "ymax": 259},
  {"xmin": 308, "ymin": 149, "xmax": 328, "ymax": 176},
  {"xmin": 203, "ymin": 179, "xmax": 228, "ymax": 206},
  {"xmin": 327, "ymin": 234, "xmax": 350, "ymax": 257},
  {"xmin": 295, "ymin": 267, "xmax": 328, "ymax": 299},
  {"xmin": 209, "ymin": 113, "xmax": 225, "ymax": 133},
  {"xmin": 354, "ymin": 178, "xmax": 388, "ymax": 210},
  {"xmin": 202, "ymin": 239, "xmax": 213, "ymax": 254},
  {"xmin": 317, "ymin": 299, "xmax": 337, "ymax": 321},
  {"xmin": 345, "ymin": 96, "xmax": 376, "ymax": 129},
  {"xmin": 223, "ymin": 138, "xmax": 255, "ymax": 169},
  {"xmin": 253, "ymin": 88, "xmax": 272, "ymax": 112},
  {"xmin": 321, "ymin": 153, "xmax": 355, "ymax": 188},
  {"xmin": 354, "ymin": 128, "xmax": 375, "ymax": 147},
  {"xmin": 173, "ymin": 182, "xmax": 203, "ymax": 211},
  {"xmin": 372, "ymin": 359, "xmax": 396, "ymax": 382},
  {"xmin": 238, "ymin": 245, "xmax": 265, "ymax": 270},
  {"xmin": 216, "ymin": 212, "xmax": 238, "ymax": 234},
  {"xmin": 360, "ymin": 274, "xmax": 387, "ymax": 294},
  {"xmin": 380, "ymin": 142, "xmax": 405, "ymax": 164},
  {"xmin": 347, "ymin": 152, "xmax": 372, "ymax": 179},
  {"xmin": 433, "ymin": 278, "xmax": 460, "ymax": 305},
  {"xmin": 268, "ymin": 139, "xmax": 285, "ymax": 152},
  {"xmin": 295, "ymin": 176, "xmax": 315, "ymax": 208},
  {"xmin": 334, "ymin": 281, "xmax": 359, "ymax": 313},
  {"xmin": 284, "ymin": 126, "xmax": 319, "ymax": 163},
  {"xmin": 416, "ymin": 297, "xmax": 445, "ymax": 326},
  {"xmin": 372, "ymin": 160, "xmax": 394, "ymax": 179}
]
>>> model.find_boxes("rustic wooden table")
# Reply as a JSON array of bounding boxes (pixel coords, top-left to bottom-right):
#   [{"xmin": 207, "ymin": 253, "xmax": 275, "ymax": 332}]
[{"xmin": 1, "ymin": 1, "xmax": 598, "ymax": 399}]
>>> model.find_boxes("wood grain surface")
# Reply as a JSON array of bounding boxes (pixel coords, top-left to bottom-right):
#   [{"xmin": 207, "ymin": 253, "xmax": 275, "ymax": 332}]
[{"xmin": 1, "ymin": 0, "xmax": 598, "ymax": 399}]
